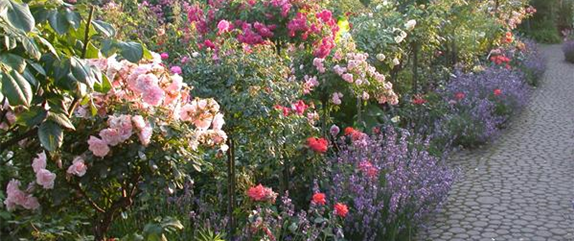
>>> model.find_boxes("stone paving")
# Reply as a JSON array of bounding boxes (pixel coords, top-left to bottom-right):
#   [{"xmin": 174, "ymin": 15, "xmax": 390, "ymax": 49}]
[{"xmin": 418, "ymin": 45, "xmax": 574, "ymax": 240}]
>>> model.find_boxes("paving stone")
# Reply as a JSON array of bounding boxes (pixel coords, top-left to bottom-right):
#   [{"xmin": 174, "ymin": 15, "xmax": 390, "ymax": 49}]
[{"xmin": 416, "ymin": 45, "xmax": 574, "ymax": 240}]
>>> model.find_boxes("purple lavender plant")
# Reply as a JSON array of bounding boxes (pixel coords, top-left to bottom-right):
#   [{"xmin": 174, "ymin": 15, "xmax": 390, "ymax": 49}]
[
  {"xmin": 563, "ymin": 40, "xmax": 574, "ymax": 63},
  {"xmin": 439, "ymin": 66, "xmax": 530, "ymax": 145},
  {"xmin": 324, "ymin": 128, "xmax": 455, "ymax": 240}
]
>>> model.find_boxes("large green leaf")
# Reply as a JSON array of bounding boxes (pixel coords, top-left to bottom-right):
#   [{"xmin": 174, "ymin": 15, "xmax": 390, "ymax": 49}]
[
  {"xmin": 48, "ymin": 10, "xmax": 70, "ymax": 35},
  {"xmin": 47, "ymin": 111, "xmax": 75, "ymax": 130},
  {"xmin": 116, "ymin": 41, "xmax": 144, "ymax": 63},
  {"xmin": 92, "ymin": 19, "xmax": 116, "ymax": 38},
  {"xmin": 0, "ymin": 53, "xmax": 26, "ymax": 72},
  {"xmin": 70, "ymin": 57, "xmax": 95, "ymax": 87},
  {"xmin": 21, "ymin": 36, "xmax": 41, "ymax": 60},
  {"xmin": 16, "ymin": 106, "xmax": 47, "ymax": 127},
  {"xmin": 1, "ymin": 70, "xmax": 32, "ymax": 106},
  {"xmin": 4, "ymin": 0, "xmax": 35, "ymax": 32},
  {"xmin": 38, "ymin": 121, "xmax": 63, "ymax": 152}
]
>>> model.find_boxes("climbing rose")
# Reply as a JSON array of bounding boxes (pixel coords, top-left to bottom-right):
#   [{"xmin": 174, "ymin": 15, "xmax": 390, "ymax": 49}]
[
  {"xmin": 494, "ymin": 89, "xmax": 502, "ymax": 96},
  {"xmin": 67, "ymin": 156, "xmax": 87, "ymax": 177},
  {"xmin": 31, "ymin": 152, "xmax": 47, "ymax": 173},
  {"xmin": 211, "ymin": 113, "xmax": 225, "ymax": 130},
  {"xmin": 247, "ymin": 184, "xmax": 278, "ymax": 203},
  {"xmin": 36, "ymin": 169, "xmax": 56, "ymax": 189},
  {"xmin": 334, "ymin": 203, "xmax": 349, "ymax": 217},
  {"xmin": 88, "ymin": 136, "xmax": 110, "ymax": 157},
  {"xmin": 142, "ymin": 86, "xmax": 165, "ymax": 106},
  {"xmin": 4, "ymin": 179, "xmax": 39, "ymax": 211},
  {"xmin": 306, "ymin": 137, "xmax": 328, "ymax": 153},
  {"xmin": 99, "ymin": 128, "xmax": 122, "ymax": 146},
  {"xmin": 312, "ymin": 193, "xmax": 326, "ymax": 205}
]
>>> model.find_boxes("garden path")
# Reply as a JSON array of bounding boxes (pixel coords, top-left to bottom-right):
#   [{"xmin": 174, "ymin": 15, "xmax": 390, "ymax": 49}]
[{"xmin": 418, "ymin": 45, "xmax": 574, "ymax": 240}]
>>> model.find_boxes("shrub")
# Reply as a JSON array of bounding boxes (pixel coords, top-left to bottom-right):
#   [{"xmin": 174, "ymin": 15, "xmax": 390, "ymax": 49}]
[
  {"xmin": 519, "ymin": 39, "xmax": 548, "ymax": 85},
  {"xmin": 323, "ymin": 127, "xmax": 455, "ymax": 240}
]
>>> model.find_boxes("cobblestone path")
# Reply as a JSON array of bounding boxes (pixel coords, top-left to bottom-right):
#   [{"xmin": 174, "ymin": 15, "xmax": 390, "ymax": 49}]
[{"xmin": 418, "ymin": 45, "xmax": 574, "ymax": 240}]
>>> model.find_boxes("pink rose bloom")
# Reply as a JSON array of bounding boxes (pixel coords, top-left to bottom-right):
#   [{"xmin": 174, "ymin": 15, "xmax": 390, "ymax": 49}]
[
  {"xmin": 194, "ymin": 117, "xmax": 212, "ymax": 131},
  {"xmin": 31, "ymin": 152, "xmax": 47, "ymax": 173},
  {"xmin": 67, "ymin": 156, "xmax": 87, "ymax": 177},
  {"xmin": 21, "ymin": 195, "xmax": 40, "ymax": 210},
  {"xmin": 135, "ymin": 73, "xmax": 159, "ymax": 93},
  {"xmin": 330, "ymin": 124, "xmax": 340, "ymax": 136},
  {"xmin": 4, "ymin": 179, "xmax": 26, "ymax": 211},
  {"xmin": 342, "ymin": 73, "xmax": 353, "ymax": 83},
  {"xmin": 138, "ymin": 124, "xmax": 153, "ymax": 146},
  {"xmin": 166, "ymin": 74, "xmax": 184, "ymax": 95},
  {"xmin": 217, "ymin": 20, "xmax": 232, "ymax": 34},
  {"xmin": 142, "ymin": 86, "xmax": 165, "ymax": 106},
  {"xmin": 179, "ymin": 104, "xmax": 197, "ymax": 122},
  {"xmin": 211, "ymin": 130, "xmax": 228, "ymax": 144},
  {"xmin": 132, "ymin": 115, "xmax": 146, "ymax": 130},
  {"xmin": 170, "ymin": 66, "xmax": 182, "ymax": 75},
  {"xmin": 211, "ymin": 113, "xmax": 225, "ymax": 130},
  {"xmin": 88, "ymin": 136, "xmax": 110, "ymax": 157},
  {"xmin": 332, "ymin": 92, "xmax": 343, "ymax": 105},
  {"xmin": 36, "ymin": 169, "xmax": 56, "ymax": 189},
  {"xmin": 160, "ymin": 52, "xmax": 169, "ymax": 60},
  {"xmin": 99, "ymin": 128, "xmax": 122, "ymax": 146}
]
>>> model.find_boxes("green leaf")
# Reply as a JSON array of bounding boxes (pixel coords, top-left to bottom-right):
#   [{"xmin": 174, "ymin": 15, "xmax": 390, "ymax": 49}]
[
  {"xmin": 70, "ymin": 57, "xmax": 90, "ymax": 84},
  {"xmin": 16, "ymin": 106, "xmax": 47, "ymax": 127},
  {"xmin": 65, "ymin": 8, "xmax": 81, "ymax": 30},
  {"xmin": 21, "ymin": 37, "xmax": 41, "ymax": 60},
  {"xmin": 84, "ymin": 42, "xmax": 100, "ymax": 58},
  {"xmin": 93, "ymin": 71, "xmax": 111, "ymax": 93},
  {"xmin": 116, "ymin": 41, "xmax": 144, "ymax": 63},
  {"xmin": 0, "ymin": 53, "xmax": 26, "ymax": 73},
  {"xmin": 4, "ymin": 1, "xmax": 35, "ymax": 32},
  {"xmin": 48, "ymin": 10, "xmax": 70, "ymax": 35},
  {"xmin": 91, "ymin": 20, "xmax": 116, "ymax": 38},
  {"xmin": 27, "ymin": 61, "xmax": 46, "ymax": 76},
  {"xmin": 1, "ymin": 70, "xmax": 32, "ymax": 106},
  {"xmin": 47, "ymin": 111, "xmax": 75, "ymax": 130},
  {"xmin": 36, "ymin": 36, "xmax": 58, "ymax": 57},
  {"xmin": 38, "ymin": 121, "xmax": 63, "ymax": 152},
  {"xmin": 3, "ymin": 35, "xmax": 17, "ymax": 50}
]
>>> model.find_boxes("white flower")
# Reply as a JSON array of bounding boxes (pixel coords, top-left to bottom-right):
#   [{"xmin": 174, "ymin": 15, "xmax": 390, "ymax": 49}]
[
  {"xmin": 376, "ymin": 53, "xmax": 386, "ymax": 62},
  {"xmin": 393, "ymin": 57, "xmax": 401, "ymax": 66},
  {"xmin": 405, "ymin": 20, "xmax": 417, "ymax": 31},
  {"xmin": 391, "ymin": 116, "xmax": 401, "ymax": 123},
  {"xmin": 191, "ymin": 52, "xmax": 200, "ymax": 58}
]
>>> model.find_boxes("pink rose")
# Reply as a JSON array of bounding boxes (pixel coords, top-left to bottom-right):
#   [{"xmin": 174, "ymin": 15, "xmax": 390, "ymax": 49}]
[
  {"xmin": 36, "ymin": 169, "xmax": 56, "ymax": 189},
  {"xmin": 67, "ymin": 156, "xmax": 87, "ymax": 177},
  {"xmin": 194, "ymin": 117, "xmax": 212, "ymax": 130},
  {"xmin": 179, "ymin": 104, "xmax": 197, "ymax": 122},
  {"xmin": 142, "ymin": 86, "xmax": 165, "ymax": 106},
  {"xmin": 160, "ymin": 52, "xmax": 169, "ymax": 60},
  {"xmin": 99, "ymin": 128, "xmax": 122, "ymax": 146},
  {"xmin": 4, "ymin": 179, "xmax": 25, "ymax": 211},
  {"xmin": 170, "ymin": 66, "xmax": 182, "ymax": 75},
  {"xmin": 138, "ymin": 124, "xmax": 153, "ymax": 146},
  {"xmin": 342, "ymin": 73, "xmax": 353, "ymax": 83},
  {"xmin": 217, "ymin": 20, "xmax": 232, "ymax": 34},
  {"xmin": 88, "ymin": 136, "xmax": 110, "ymax": 157},
  {"xmin": 132, "ymin": 115, "xmax": 146, "ymax": 130},
  {"xmin": 31, "ymin": 152, "xmax": 47, "ymax": 173},
  {"xmin": 135, "ymin": 73, "xmax": 159, "ymax": 93},
  {"xmin": 22, "ymin": 195, "xmax": 40, "ymax": 210},
  {"xmin": 211, "ymin": 113, "xmax": 225, "ymax": 130}
]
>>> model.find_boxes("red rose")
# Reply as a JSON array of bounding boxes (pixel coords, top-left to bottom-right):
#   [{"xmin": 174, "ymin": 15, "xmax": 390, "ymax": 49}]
[
  {"xmin": 247, "ymin": 184, "xmax": 278, "ymax": 203},
  {"xmin": 455, "ymin": 92, "xmax": 465, "ymax": 100},
  {"xmin": 494, "ymin": 89, "xmax": 502, "ymax": 96},
  {"xmin": 334, "ymin": 203, "xmax": 349, "ymax": 217},
  {"xmin": 306, "ymin": 137, "xmax": 328, "ymax": 153},
  {"xmin": 344, "ymin": 127, "xmax": 355, "ymax": 135},
  {"xmin": 312, "ymin": 192, "xmax": 326, "ymax": 205}
]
